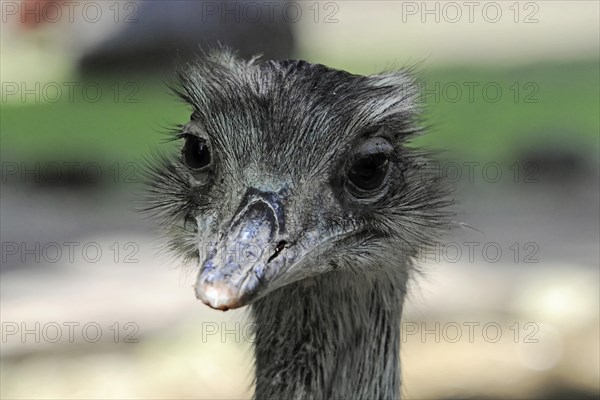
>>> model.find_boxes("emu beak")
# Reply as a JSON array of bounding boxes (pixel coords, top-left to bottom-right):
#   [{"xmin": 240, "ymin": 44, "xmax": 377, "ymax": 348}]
[{"xmin": 194, "ymin": 191, "xmax": 286, "ymax": 310}]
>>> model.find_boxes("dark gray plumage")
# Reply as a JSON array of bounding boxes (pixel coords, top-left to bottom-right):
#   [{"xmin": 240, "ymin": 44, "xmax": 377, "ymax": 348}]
[{"xmin": 145, "ymin": 50, "xmax": 450, "ymax": 399}]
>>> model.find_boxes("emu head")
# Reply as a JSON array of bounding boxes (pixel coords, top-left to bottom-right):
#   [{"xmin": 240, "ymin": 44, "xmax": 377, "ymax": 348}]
[{"xmin": 146, "ymin": 51, "xmax": 448, "ymax": 310}]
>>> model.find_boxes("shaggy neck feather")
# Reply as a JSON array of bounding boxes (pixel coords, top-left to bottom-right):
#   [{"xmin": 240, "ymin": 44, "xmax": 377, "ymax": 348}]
[{"xmin": 251, "ymin": 269, "xmax": 405, "ymax": 400}]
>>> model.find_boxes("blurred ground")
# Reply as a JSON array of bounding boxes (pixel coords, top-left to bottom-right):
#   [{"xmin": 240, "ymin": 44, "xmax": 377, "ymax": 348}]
[{"xmin": 1, "ymin": 176, "xmax": 598, "ymax": 399}]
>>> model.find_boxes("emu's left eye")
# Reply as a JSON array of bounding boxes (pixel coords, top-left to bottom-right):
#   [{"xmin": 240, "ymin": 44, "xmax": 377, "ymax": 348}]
[
  {"xmin": 348, "ymin": 154, "xmax": 389, "ymax": 192},
  {"xmin": 182, "ymin": 135, "xmax": 211, "ymax": 170},
  {"xmin": 345, "ymin": 136, "xmax": 393, "ymax": 197}
]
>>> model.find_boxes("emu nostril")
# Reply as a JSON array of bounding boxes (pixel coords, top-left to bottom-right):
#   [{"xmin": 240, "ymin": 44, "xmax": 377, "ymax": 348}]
[
  {"xmin": 184, "ymin": 214, "xmax": 198, "ymax": 233},
  {"xmin": 267, "ymin": 240, "xmax": 287, "ymax": 263}
]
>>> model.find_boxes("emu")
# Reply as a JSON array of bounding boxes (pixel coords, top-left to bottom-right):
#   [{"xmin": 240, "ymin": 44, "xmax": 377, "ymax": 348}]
[{"xmin": 145, "ymin": 51, "xmax": 450, "ymax": 399}]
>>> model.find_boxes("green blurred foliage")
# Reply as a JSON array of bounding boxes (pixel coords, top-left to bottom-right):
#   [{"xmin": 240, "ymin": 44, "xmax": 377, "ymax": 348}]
[
  {"xmin": 0, "ymin": 79, "xmax": 189, "ymax": 164},
  {"xmin": 414, "ymin": 61, "xmax": 600, "ymax": 162}
]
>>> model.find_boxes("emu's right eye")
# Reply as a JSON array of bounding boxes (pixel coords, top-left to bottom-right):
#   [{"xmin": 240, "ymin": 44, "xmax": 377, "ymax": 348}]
[
  {"xmin": 182, "ymin": 135, "xmax": 211, "ymax": 170},
  {"xmin": 344, "ymin": 136, "xmax": 394, "ymax": 199},
  {"xmin": 348, "ymin": 153, "xmax": 389, "ymax": 192}
]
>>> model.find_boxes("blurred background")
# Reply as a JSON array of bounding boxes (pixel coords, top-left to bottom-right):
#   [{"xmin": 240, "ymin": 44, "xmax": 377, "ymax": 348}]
[{"xmin": 1, "ymin": 1, "xmax": 598, "ymax": 399}]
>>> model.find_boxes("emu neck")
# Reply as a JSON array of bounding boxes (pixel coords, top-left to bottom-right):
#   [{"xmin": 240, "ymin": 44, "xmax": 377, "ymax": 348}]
[{"xmin": 251, "ymin": 270, "xmax": 405, "ymax": 400}]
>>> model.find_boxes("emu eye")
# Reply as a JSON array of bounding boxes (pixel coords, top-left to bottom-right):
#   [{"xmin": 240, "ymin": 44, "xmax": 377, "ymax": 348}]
[
  {"xmin": 182, "ymin": 135, "xmax": 211, "ymax": 170},
  {"xmin": 348, "ymin": 153, "xmax": 389, "ymax": 192}
]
